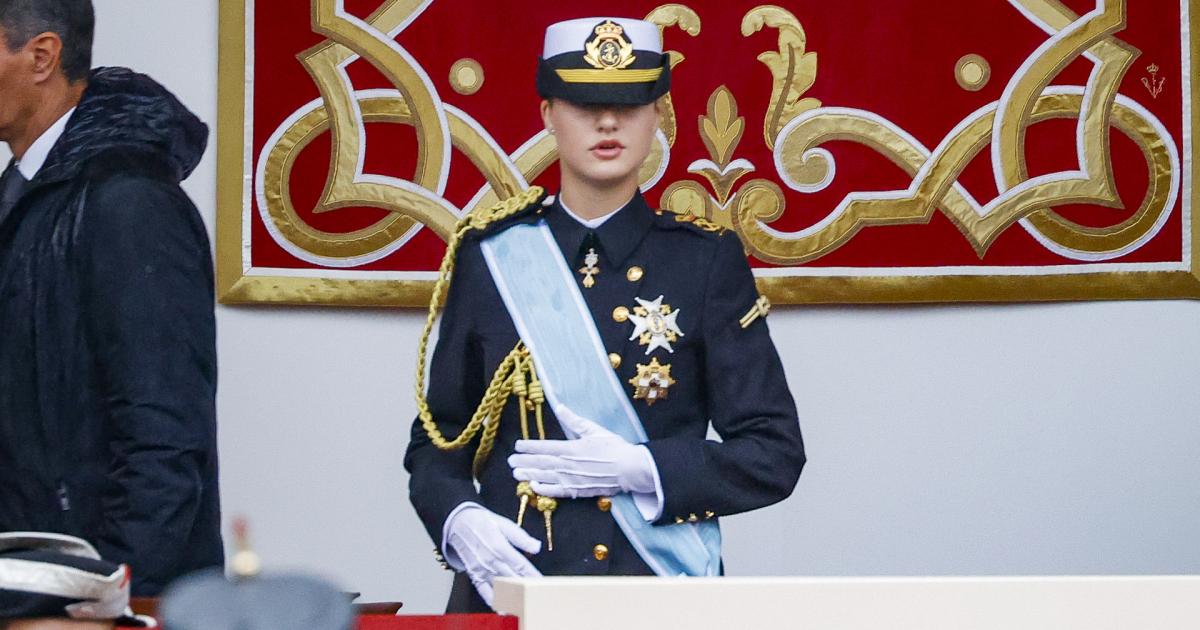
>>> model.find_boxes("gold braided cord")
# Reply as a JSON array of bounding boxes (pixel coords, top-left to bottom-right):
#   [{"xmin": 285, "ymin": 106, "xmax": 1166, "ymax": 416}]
[
  {"xmin": 472, "ymin": 378, "xmax": 508, "ymax": 475},
  {"xmin": 413, "ymin": 187, "xmax": 546, "ymax": 467},
  {"xmin": 513, "ymin": 353, "xmax": 531, "ymax": 441},
  {"xmin": 528, "ymin": 366, "xmax": 547, "ymax": 440}
]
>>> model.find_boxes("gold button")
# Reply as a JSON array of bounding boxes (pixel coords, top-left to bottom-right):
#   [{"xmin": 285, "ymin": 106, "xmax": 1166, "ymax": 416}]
[
  {"xmin": 688, "ymin": 513, "xmax": 699, "ymax": 522},
  {"xmin": 593, "ymin": 544, "xmax": 609, "ymax": 561},
  {"xmin": 674, "ymin": 517, "xmax": 685, "ymax": 524},
  {"xmin": 597, "ymin": 497, "xmax": 613, "ymax": 512},
  {"xmin": 626, "ymin": 266, "xmax": 644, "ymax": 282},
  {"xmin": 704, "ymin": 511, "xmax": 716, "ymax": 519},
  {"xmin": 608, "ymin": 353, "xmax": 622, "ymax": 369},
  {"xmin": 613, "ymin": 306, "xmax": 630, "ymax": 322}
]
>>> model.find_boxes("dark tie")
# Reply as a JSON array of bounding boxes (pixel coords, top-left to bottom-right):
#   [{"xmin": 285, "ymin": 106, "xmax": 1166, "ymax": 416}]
[{"xmin": 0, "ymin": 160, "xmax": 28, "ymax": 227}]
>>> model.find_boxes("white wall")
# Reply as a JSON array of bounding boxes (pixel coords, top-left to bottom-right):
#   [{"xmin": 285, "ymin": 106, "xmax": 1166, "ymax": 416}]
[{"xmin": 63, "ymin": 0, "xmax": 1200, "ymax": 614}]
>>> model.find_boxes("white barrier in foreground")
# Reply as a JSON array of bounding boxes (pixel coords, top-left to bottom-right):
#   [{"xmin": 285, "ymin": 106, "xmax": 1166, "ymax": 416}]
[{"xmin": 494, "ymin": 576, "xmax": 1199, "ymax": 630}]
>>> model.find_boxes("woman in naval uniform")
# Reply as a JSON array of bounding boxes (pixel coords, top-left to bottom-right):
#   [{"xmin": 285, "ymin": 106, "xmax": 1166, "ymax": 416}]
[{"xmin": 405, "ymin": 16, "xmax": 805, "ymax": 613}]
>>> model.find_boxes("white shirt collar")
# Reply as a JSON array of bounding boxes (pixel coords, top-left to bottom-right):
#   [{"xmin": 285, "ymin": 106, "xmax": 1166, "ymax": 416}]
[
  {"xmin": 15, "ymin": 107, "xmax": 75, "ymax": 180},
  {"xmin": 559, "ymin": 194, "xmax": 623, "ymax": 229}
]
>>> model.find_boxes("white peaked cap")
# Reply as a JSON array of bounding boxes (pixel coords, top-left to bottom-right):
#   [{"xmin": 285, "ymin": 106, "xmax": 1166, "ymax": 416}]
[{"xmin": 542, "ymin": 17, "xmax": 663, "ymax": 58}]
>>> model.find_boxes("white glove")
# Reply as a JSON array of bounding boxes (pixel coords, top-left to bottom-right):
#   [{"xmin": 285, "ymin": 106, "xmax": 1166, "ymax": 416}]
[
  {"xmin": 444, "ymin": 503, "xmax": 543, "ymax": 606},
  {"xmin": 508, "ymin": 404, "xmax": 658, "ymax": 500}
]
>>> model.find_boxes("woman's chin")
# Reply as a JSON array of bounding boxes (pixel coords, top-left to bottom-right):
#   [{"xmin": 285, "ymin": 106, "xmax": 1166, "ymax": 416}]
[{"xmin": 574, "ymin": 163, "xmax": 641, "ymax": 187}]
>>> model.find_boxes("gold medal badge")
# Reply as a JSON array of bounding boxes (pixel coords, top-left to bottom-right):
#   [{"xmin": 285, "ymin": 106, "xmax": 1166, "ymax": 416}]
[
  {"xmin": 629, "ymin": 357, "xmax": 676, "ymax": 406},
  {"xmin": 583, "ymin": 20, "xmax": 636, "ymax": 70},
  {"xmin": 579, "ymin": 248, "xmax": 600, "ymax": 288}
]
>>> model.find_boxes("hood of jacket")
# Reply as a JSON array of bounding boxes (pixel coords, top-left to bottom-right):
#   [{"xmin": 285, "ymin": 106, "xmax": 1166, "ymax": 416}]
[{"xmin": 35, "ymin": 66, "xmax": 208, "ymax": 186}]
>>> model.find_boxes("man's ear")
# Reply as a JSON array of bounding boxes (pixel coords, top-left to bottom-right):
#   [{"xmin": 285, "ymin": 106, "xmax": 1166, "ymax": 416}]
[
  {"xmin": 27, "ymin": 32, "xmax": 65, "ymax": 84},
  {"xmin": 540, "ymin": 99, "xmax": 554, "ymax": 133}
]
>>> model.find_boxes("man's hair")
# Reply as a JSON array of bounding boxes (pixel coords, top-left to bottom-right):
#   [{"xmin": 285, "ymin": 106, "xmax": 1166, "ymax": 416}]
[{"xmin": 0, "ymin": 0, "xmax": 94, "ymax": 83}]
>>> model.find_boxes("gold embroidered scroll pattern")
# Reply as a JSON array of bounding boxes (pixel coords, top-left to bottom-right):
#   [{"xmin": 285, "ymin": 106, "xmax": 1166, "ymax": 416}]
[
  {"xmin": 257, "ymin": 2, "xmax": 698, "ymax": 266},
  {"xmin": 661, "ymin": 6, "xmax": 815, "ymax": 234},
  {"xmin": 661, "ymin": 86, "xmax": 756, "ymax": 229},
  {"xmin": 734, "ymin": 0, "xmax": 1180, "ymax": 264},
  {"xmin": 741, "ymin": 5, "xmax": 821, "ymax": 151},
  {"xmin": 260, "ymin": 0, "xmax": 461, "ymax": 266}
]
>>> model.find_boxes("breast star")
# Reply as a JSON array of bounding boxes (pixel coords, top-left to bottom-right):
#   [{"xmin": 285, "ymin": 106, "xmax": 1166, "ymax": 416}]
[{"xmin": 627, "ymin": 295, "xmax": 684, "ymax": 355}]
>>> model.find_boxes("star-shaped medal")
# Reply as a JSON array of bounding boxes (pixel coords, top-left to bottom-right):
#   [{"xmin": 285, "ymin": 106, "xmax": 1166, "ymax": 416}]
[
  {"xmin": 629, "ymin": 357, "xmax": 676, "ymax": 406},
  {"xmin": 627, "ymin": 295, "xmax": 684, "ymax": 355}
]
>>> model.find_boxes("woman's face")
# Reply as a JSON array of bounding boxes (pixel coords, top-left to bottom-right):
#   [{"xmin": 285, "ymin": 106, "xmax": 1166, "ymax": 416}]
[{"xmin": 541, "ymin": 99, "xmax": 659, "ymax": 190}]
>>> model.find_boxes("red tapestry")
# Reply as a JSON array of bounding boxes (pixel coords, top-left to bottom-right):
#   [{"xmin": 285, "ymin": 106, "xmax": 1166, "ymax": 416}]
[{"xmin": 216, "ymin": 0, "xmax": 1200, "ymax": 305}]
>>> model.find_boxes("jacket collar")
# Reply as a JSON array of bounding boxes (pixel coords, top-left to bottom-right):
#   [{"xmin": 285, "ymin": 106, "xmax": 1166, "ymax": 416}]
[{"xmin": 545, "ymin": 190, "xmax": 654, "ymax": 268}]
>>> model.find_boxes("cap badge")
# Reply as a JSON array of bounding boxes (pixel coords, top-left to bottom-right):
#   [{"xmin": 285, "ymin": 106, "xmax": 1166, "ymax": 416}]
[{"xmin": 584, "ymin": 20, "xmax": 636, "ymax": 70}]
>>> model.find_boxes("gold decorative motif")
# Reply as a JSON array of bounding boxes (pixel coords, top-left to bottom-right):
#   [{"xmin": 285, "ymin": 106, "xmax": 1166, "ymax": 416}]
[
  {"xmin": 597, "ymin": 497, "xmax": 613, "ymax": 512},
  {"xmin": 217, "ymin": 0, "xmax": 1200, "ymax": 308},
  {"xmin": 662, "ymin": 85, "xmax": 755, "ymax": 228},
  {"xmin": 612, "ymin": 306, "xmax": 630, "ymax": 323},
  {"xmin": 1142, "ymin": 63, "xmax": 1164, "ymax": 99},
  {"xmin": 629, "ymin": 357, "xmax": 677, "ymax": 406},
  {"xmin": 700, "ymin": 87, "xmax": 744, "ymax": 169},
  {"xmin": 741, "ymin": 6, "xmax": 821, "ymax": 150},
  {"xmin": 645, "ymin": 4, "xmax": 702, "ymax": 148},
  {"xmin": 255, "ymin": 0, "xmax": 535, "ymax": 264},
  {"xmin": 592, "ymin": 543, "xmax": 609, "ymax": 561},
  {"xmin": 248, "ymin": 1, "xmax": 689, "ymax": 276},
  {"xmin": 608, "ymin": 353, "xmax": 622, "ymax": 369},
  {"xmin": 584, "ymin": 20, "xmax": 636, "ymax": 70},
  {"xmin": 661, "ymin": 5, "xmax": 820, "ymax": 230},
  {"xmin": 732, "ymin": 0, "xmax": 1180, "ymax": 265},
  {"xmin": 626, "ymin": 266, "xmax": 644, "ymax": 282},
  {"xmin": 449, "ymin": 58, "xmax": 484, "ymax": 95},
  {"xmin": 697, "ymin": 87, "xmax": 753, "ymax": 207},
  {"xmin": 954, "ymin": 54, "xmax": 991, "ymax": 91}
]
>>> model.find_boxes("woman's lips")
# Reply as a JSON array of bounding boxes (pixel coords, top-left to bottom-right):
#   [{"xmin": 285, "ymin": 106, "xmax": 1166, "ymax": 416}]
[{"xmin": 590, "ymin": 140, "xmax": 624, "ymax": 160}]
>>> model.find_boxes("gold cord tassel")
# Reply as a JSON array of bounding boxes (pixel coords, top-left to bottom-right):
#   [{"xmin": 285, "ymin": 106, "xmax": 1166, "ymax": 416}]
[
  {"xmin": 537, "ymin": 496, "xmax": 558, "ymax": 551},
  {"xmin": 515, "ymin": 481, "xmax": 534, "ymax": 527}
]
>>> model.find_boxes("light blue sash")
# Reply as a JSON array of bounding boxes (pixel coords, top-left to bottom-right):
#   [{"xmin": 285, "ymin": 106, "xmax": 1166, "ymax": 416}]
[{"xmin": 480, "ymin": 220, "xmax": 721, "ymax": 577}]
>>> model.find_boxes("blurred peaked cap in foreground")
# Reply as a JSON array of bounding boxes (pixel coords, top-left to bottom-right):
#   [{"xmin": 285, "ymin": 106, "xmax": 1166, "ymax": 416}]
[{"xmin": 159, "ymin": 570, "xmax": 354, "ymax": 630}]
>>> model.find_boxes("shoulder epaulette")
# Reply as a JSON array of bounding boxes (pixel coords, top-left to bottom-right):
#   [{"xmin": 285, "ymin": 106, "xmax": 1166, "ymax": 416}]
[
  {"xmin": 462, "ymin": 186, "xmax": 548, "ymax": 237},
  {"xmin": 654, "ymin": 207, "xmax": 729, "ymax": 235}
]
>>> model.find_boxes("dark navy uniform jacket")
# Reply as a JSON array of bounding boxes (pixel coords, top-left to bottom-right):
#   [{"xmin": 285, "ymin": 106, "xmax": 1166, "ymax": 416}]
[{"xmin": 404, "ymin": 191, "xmax": 805, "ymax": 612}]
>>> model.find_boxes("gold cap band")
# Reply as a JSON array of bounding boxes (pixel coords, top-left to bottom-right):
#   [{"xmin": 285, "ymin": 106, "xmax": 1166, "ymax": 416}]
[{"xmin": 554, "ymin": 68, "xmax": 664, "ymax": 84}]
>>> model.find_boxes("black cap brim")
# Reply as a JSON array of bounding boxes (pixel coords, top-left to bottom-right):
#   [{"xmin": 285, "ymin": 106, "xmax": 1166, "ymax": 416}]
[{"xmin": 537, "ymin": 53, "xmax": 671, "ymax": 105}]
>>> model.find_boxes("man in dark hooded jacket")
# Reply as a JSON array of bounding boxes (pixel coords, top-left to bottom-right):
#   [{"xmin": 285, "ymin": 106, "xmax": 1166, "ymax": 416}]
[{"xmin": 0, "ymin": 0, "xmax": 223, "ymax": 595}]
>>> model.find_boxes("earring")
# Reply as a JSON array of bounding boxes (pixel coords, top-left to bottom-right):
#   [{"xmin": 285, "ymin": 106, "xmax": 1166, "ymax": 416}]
[{"xmin": 548, "ymin": 128, "xmax": 555, "ymax": 135}]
